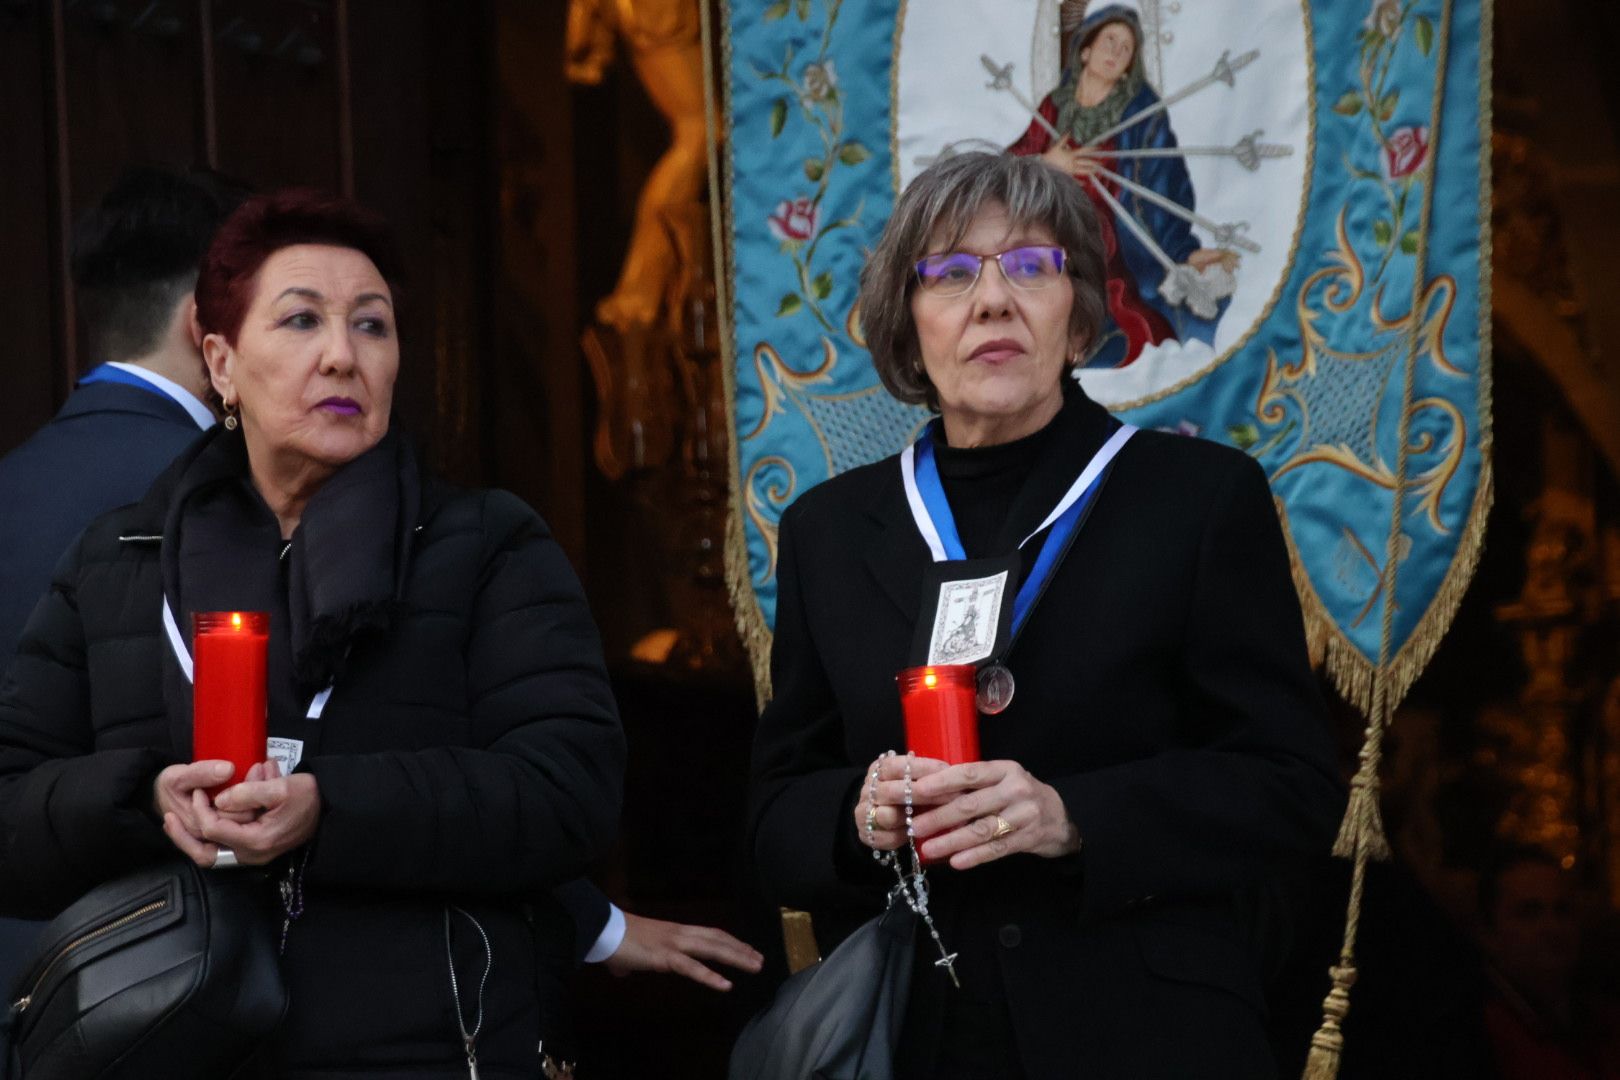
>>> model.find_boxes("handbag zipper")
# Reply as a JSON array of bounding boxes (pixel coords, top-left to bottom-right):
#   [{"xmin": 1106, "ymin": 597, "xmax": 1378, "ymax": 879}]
[{"xmin": 10, "ymin": 898, "xmax": 169, "ymax": 1013}]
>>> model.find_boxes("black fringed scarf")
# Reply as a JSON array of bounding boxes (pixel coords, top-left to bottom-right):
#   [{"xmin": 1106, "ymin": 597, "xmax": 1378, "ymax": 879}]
[{"xmin": 159, "ymin": 425, "xmax": 419, "ymax": 751}]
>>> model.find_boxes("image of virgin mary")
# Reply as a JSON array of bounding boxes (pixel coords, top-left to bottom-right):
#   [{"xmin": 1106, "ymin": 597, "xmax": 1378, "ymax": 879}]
[{"xmin": 1008, "ymin": 3, "xmax": 1238, "ymax": 368}]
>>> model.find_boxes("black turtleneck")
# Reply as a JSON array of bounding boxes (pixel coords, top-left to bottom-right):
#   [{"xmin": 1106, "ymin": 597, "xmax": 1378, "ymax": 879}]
[{"xmin": 930, "ymin": 416, "xmax": 1058, "ymax": 559}]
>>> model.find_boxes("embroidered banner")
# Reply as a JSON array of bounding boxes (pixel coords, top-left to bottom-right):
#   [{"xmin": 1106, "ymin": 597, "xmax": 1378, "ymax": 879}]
[{"xmin": 721, "ymin": 0, "xmax": 1491, "ymax": 709}]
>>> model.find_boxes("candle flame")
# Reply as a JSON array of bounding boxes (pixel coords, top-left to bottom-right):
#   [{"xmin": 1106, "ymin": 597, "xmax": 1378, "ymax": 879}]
[
  {"xmin": 924, "ymin": 670, "xmax": 937, "ymax": 689},
  {"xmin": 231, "ymin": 612, "xmax": 242, "ymax": 630}
]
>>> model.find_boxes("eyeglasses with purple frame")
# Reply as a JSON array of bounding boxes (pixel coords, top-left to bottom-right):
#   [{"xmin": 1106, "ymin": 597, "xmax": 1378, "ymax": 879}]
[{"xmin": 912, "ymin": 245, "xmax": 1069, "ymax": 297}]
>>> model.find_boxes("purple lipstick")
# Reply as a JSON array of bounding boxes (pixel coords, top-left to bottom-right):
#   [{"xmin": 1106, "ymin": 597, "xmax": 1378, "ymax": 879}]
[{"xmin": 316, "ymin": 397, "xmax": 361, "ymax": 416}]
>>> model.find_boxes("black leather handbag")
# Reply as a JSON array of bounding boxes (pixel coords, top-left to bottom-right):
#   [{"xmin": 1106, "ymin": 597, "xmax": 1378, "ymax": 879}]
[
  {"xmin": 2, "ymin": 857, "xmax": 287, "ymax": 1080},
  {"xmin": 729, "ymin": 900, "xmax": 917, "ymax": 1080}
]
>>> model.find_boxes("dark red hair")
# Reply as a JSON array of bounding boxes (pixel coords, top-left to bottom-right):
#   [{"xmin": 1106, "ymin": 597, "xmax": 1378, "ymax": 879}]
[{"xmin": 195, "ymin": 188, "xmax": 404, "ymax": 344}]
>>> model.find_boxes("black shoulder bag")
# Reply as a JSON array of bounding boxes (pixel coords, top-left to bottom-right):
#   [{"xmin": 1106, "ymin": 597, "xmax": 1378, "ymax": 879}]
[
  {"xmin": 728, "ymin": 894, "xmax": 918, "ymax": 1080},
  {"xmin": 2, "ymin": 857, "xmax": 287, "ymax": 1080}
]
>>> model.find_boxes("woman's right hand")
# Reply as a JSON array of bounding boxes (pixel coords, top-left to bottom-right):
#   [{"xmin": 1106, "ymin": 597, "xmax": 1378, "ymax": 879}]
[
  {"xmin": 153, "ymin": 760, "xmax": 236, "ymax": 837},
  {"xmin": 852, "ymin": 752, "xmax": 950, "ymax": 853}
]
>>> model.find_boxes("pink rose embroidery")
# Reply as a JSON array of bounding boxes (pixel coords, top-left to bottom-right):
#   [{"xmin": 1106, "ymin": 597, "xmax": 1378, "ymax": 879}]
[
  {"xmin": 1365, "ymin": 0, "xmax": 1400, "ymax": 40},
  {"xmin": 1383, "ymin": 126, "xmax": 1429, "ymax": 180},
  {"xmin": 800, "ymin": 60, "xmax": 837, "ymax": 105},
  {"xmin": 767, "ymin": 197, "xmax": 818, "ymax": 243}
]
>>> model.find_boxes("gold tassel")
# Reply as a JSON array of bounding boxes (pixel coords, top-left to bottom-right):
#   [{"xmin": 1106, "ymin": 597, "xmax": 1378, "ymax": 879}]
[
  {"xmin": 1332, "ymin": 768, "xmax": 1391, "ymax": 861},
  {"xmin": 1332, "ymin": 681, "xmax": 1393, "ymax": 861},
  {"xmin": 1301, "ymin": 962, "xmax": 1358, "ymax": 1080}
]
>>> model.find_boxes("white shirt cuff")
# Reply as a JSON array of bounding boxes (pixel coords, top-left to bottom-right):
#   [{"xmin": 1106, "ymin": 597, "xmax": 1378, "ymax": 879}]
[{"xmin": 583, "ymin": 903, "xmax": 627, "ymax": 963}]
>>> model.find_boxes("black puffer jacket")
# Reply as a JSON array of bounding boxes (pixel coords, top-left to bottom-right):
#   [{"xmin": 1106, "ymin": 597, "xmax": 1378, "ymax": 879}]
[{"xmin": 0, "ymin": 433, "xmax": 625, "ymax": 1078}]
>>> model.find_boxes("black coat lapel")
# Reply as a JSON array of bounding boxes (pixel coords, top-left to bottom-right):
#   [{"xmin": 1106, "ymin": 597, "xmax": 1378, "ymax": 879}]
[{"xmin": 860, "ymin": 464, "xmax": 932, "ymax": 626}]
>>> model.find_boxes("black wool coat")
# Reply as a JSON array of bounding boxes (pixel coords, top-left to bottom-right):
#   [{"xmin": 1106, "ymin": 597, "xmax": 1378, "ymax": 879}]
[
  {"xmin": 748, "ymin": 388, "xmax": 1345, "ymax": 1079},
  {"xmin": 0, "ymin": 435, "xmax": 625, "ymax": 1079}
]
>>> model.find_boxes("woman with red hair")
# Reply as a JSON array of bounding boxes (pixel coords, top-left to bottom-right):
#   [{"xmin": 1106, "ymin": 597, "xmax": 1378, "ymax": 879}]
[{"xmin": 0, "ymin": 190, "xmax": 626, "ymax": 1076}]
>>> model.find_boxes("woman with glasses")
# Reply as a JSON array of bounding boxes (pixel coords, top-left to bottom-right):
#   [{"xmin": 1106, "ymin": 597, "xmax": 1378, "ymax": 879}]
[{"xmin": 746, "ymin": 151, "xmax": 1342, "ymax": 1078}]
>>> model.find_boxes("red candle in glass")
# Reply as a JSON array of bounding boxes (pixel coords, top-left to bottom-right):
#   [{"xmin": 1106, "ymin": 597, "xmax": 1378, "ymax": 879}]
[
  {"xmin": 192, "ymin": 611, "xmax": 269, "ymax": 795},
  {"xmin": 897, "ymin": 665, "xmax": 980, "ymax": 863},
  {"xmin": 897, "ymin": 664, "xmax": 981, "ymax": 765}
]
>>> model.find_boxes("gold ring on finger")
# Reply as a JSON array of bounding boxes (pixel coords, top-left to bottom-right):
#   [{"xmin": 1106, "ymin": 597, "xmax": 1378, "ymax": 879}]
[{"xmin": 991, "ymin": 815, "xmax": 1014, "ymax": 839}]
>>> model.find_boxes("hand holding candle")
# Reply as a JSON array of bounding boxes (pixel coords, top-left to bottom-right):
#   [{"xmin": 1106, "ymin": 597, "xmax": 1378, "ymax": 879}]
[
  {"xmin": 854, "ymin": 667, "xmax": 987, "ymax": 854},
  {"xmin": 161, "ymin": 756, "xmax": 322, "ymax": 869},
  {"xmin": 853, "ymin": 752, "xmax": 950, "ymax": 853},
  {"xmin": 192, "ymin": 611, "xmax": 269, "ymax": 794}
]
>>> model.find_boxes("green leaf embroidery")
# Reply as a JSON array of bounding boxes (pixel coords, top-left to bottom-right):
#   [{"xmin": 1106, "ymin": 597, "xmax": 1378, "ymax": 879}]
[
  {"xmin": 804, "ymin": 158, "xmax": 825, "ymax": 182},
  {"xmin": 812, "ymin": 272, "xmax": 834, "ymax": 300},
  {"xmin": 837, "ymin": 141, "xmax": 871, "ymax": 166},
  {"xmin": 1415, "ymin": 16, "xmax": 1435, "ymax": 57},
  {"xmin": 1228, "ymin": 424, "xmax": 1260, "ymax": 451},
  {"xmin": 1333, "ymin": 92, "xmax": 1364, "ymax": 117},
  {"xmin": 1378, "ymin": 91, "xmax": 1399, "ymax": 122},
  {"xmin": 777, "ymin": 293, "xmax": 803, "ymax": 317},
  {"xmin": 1399, "ymin": 230, "xmax": 1421, "ymax": 255},
  {"xmin": 763, "ymin": 0, "xmax": 789, "ymax": 21},
  {"xmin": 769, "ymin": 98, "xmax": 788, "ymax": 138},
  {"xmin": 1373, "ymin": 219, "xmax": 1393, "ymax": 247}
]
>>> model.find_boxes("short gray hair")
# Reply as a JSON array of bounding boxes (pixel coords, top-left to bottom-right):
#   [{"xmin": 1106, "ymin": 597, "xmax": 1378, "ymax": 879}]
[{"xmin": 857, "ymin": 152, "xmax": 1107, "ymax": 409}]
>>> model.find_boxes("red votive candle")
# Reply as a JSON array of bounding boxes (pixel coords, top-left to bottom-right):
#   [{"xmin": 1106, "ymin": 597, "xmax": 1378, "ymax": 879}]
[
  {"xmin": 897, "ymin": 665, "xmax": 980, "ymax": 864},
  {"xmin": 897, "ymin": 664, "xmax": 981, "ymax": 765},
  {"xmin": 192, "ymin": 611, "xmax": 269, "ymax": 794}
]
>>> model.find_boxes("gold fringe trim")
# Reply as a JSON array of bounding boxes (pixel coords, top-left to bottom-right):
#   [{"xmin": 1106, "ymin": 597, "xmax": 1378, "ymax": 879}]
[
  {"xmin": 1279, "ymin": 450, "xmax": 1493, "ymax": 719},
  {"xmin": 709, "ymin": 0, "xmax": 777, "ymax": 709},
  {"xmin": 729, "ymin": 501, "xmax": 775, "ymax": 710}
]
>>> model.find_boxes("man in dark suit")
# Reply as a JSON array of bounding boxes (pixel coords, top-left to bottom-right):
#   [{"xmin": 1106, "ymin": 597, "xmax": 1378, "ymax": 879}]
[
  {"xmin": 0, "ymin": 168, "xmax": 236, "ymax": 657},
  {"xmin": 0, "ymin": 166, "xmax": 244, "ymax": 1004}
]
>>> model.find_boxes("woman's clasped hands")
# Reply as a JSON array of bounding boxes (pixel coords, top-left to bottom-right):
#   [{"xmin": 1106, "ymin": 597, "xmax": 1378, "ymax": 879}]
[
  {"xmin": 154, "ymin": 758, "xmax": 321, "ymax": 868},
  {"xmin": 855, "ymin": 753, "xmax": 1081, "ymax": 870}
]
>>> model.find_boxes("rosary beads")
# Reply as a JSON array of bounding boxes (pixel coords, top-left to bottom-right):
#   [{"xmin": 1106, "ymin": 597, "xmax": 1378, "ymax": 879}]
[{"xmin": 867, "ymin": 750, "xmax": 960, "ymax": 988}]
